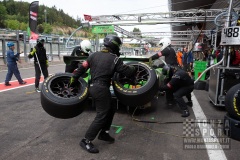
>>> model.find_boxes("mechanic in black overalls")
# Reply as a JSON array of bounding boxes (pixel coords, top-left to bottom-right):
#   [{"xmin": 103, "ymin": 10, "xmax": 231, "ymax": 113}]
[
  {"xmin": 65, "ymin": 40, "xmax": 92, "ymax": 73},
  {"xmin": 152, "ymin": 38, "xmax": 178, "ymax": 105},
  {"xmin": 152, "ymin": 37, "xmax": 178, "ymax": 67},
  {"xmin": 159, "ymin": 65, "xmax": 194, "ymax": 117},
  {"xmin": 70, "ymin": 35, "xmax": 136, "ymax": 153},
  {"xmin": 28, "ymin": 39, "xmax": 49, "ymax": 92}
]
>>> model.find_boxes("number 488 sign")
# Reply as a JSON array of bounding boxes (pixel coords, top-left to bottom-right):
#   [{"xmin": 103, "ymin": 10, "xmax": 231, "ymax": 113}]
[{"xmin": 221, "ymin": 26, "xmax": 240, "ymax": 45}]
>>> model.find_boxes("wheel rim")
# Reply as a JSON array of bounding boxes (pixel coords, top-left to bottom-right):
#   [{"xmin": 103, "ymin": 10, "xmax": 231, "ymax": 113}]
[
  {"xmin": 117, "ymin": 65, "xmax": 149, "ymax": 89},
  {"xmin": 50, "ymin": 76, "xmax": 81, "ymax": 98}
]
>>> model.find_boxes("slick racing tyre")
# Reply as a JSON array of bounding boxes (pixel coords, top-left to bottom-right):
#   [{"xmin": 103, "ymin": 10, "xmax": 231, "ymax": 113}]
[
  {"xmin": 223, "ymin": 113, "xmax": 240, "ymax": 141},
  {"xmin": 194, "ymin": 80, "xmax": 206, "ymax": 90},
  {"xmin": 112, "ymin": 62, "xmax": 158, "ymax": 107},
  {"xmin": 225, "ymin": 84, "xmax": 240, "ymax": 120},
  {"xmin": 41, "ymin": 73, "xmax": 89, "ymax": 119}
]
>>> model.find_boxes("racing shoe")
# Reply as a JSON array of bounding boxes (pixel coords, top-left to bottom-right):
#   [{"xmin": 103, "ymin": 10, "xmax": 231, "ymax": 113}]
[
  {"xmin": 182, "ymin": 110, "xmax": 190, "ymax": 117},
  {"xmin": 166, "ymin": 100, "xmax": 176, "ymax": 106},
  {"xmin": 5, "ymin": 82, "xmax": 11, "ymax": 86},
  {"xmin": 80, "ymin": 138, "xmax": 99, "ymax": 153},
  {"xmin": 158, "ymin": 91, "xmax": 165, "ymax": 96},
  {"xmin": 98, "ymin": 130, "xmax": 115, "ymax": 143},
  {"xmin": 35, "ymin": 88, "xmax": 41, "ymax": 93},
  {"xmin": 186, "ymin": 101, "xmax": 193, "ymax": 107},
  {"xmin": 19, "ymin": 81, "xmax": 27, "ymax": 85}
]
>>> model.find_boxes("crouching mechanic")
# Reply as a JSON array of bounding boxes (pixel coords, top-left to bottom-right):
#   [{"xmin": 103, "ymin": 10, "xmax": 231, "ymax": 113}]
[
  {"xmin": 65, "ymin": 40, "xmax": 92, "ymax": 73},
  {"xmin": 69, "ymin": 35, "xmax": 136, "ymax": 153},
  {"xmin": 159, "ymin": 65, "xmax": 194, "ymax": 117}
]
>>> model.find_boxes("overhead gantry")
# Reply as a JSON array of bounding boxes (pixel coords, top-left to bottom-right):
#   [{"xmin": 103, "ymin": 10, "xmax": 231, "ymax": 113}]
[{"xmin": 80, "ymin": 7, "xmax": 240, "ymax": 47}]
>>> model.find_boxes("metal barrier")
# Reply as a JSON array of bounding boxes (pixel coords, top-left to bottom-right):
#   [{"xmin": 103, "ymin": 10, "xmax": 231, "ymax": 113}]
[
  {"xmin": 0, "ymin": 29, "xmax": 76, "ymax": 64},
  {"xmin": 0, "ymin": 29, "xmax": 160, "ymax": 65}
]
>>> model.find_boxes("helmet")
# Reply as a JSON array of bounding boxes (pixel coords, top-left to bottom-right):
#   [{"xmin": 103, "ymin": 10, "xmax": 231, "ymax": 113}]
[
  {"xmin": 37, "ymin": 39, "xmax": 45, "ymax": 43},
  {"xmin": 103, "ymin": 35, "xmax": 122, "ymax": 53},
  {"xmin": 7, "ymin": 42, "xmax": 14, "ymax": 47},
  {"xmin": 40, "ymin": 39, "xmax": 45, "ymax": 43},
  {"xmin": 158, "ymin": 38, "xmax": 171, "ymax": 51},
  {"xmin": 80, "ymin": 40, "xmax": 92, "ymax": 53},
  {"xmin": 37, "ymin": 39, "xmax": 45, "ymax": 47}
]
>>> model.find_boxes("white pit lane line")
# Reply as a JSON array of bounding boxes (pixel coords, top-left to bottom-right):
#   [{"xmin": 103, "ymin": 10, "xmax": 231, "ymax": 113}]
[{"xmin": 191, "ymin": 93, "xmax": 227, "ymax": 160}]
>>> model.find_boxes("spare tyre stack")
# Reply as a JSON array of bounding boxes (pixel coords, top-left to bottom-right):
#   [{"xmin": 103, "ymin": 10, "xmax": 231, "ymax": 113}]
[{"xmin": 223, "ymin": 83, "xmax": 240, "ymax": 141}]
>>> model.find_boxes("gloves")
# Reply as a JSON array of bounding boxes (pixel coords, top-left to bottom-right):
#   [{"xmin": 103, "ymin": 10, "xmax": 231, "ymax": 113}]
[
  {"xmin": 28, "ymin": 48, "xmax": 36, "ymax": 59},
  {"xmin": 28, "ymin": 54, "xmax": 33, "ymax": 58},
  {"xmin": 69, "ymin": 77, "xmax": 78, "ymax": 87},
  {"xmin": 152, "ymin": 65, "xmax": 158, "ymax": 69},
  {"xmin": 152, "ymin": 64, "xmax": 161, "ymax": 69},
  {"xmin": 128, "ymin": 65, "xmax": 137, "ymax": 83},
  {"xmin": 129, "ymin": 65, "xmax": 136, "ymax": 73},
  {"xmin": 159, "ymin": 85, "xmax": 169, "ymax": 91}
]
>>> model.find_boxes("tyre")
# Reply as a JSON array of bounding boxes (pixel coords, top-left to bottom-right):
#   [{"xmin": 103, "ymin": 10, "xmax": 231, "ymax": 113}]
[
  {"xmin": 225, "ymin": 84, "xmax": 240, "ymax": 120},
  {"xmin": 194, "ymin": 80, "xmax": 206, "ymax": 90},
  {"xmin": 205, "ymin": 80, "xmax": 209, "ymax": 91},
  {"xmin": 112, "ymin": 62, "xmax": 159, "ymax": 107},
  {"xmin": 223, "ymin": 113, "xmax": 240, "ymax": 141},
  {"xmin": 41, "ymin": 73, "xmax": 89, "ymax": 119}
]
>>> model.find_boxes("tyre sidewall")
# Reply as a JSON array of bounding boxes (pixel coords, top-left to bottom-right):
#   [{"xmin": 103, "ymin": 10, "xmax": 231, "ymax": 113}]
[
  {"xmin": 225, "ymin": 84, "xmax": 240, "ymax": 120},
  {"xmin": 113, "ymin": 62, "xmax": 158, "ymax": 106},
  {"xmin": 41, "ymin": 73, "xmax": 88, "ymax": 105},
  {"xmin": 40, "ymin": 73, "xmax": 89, "ymax": 119}
]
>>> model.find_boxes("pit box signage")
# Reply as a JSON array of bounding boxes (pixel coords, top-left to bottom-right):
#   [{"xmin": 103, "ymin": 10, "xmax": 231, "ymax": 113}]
[{"xmin": 221, "ymin": 26, "xmax": 240, "ymax": 45}]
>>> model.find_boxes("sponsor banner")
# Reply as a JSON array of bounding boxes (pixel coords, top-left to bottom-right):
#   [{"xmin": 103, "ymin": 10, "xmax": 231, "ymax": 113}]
[
  {"xmin": 92, "ymin": 25, "xmax": 114, "ymax": 34},
  {"xmin": 29, "ymin": 1, "xmax": 39, "ymax": 40}
]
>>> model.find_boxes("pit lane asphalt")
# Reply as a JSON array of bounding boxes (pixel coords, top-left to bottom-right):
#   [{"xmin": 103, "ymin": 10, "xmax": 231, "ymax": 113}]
[{"xmin": 0, "ymin": 64, "xmax": 239, "ymax": 160}]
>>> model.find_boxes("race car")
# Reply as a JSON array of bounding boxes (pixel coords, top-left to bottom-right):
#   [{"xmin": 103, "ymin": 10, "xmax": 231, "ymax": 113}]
[{"xmin": 40, "ymin": 54, "xmax": 165, "ymax": 119}]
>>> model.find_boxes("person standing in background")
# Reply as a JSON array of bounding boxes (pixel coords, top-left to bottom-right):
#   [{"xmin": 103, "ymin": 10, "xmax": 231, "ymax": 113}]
[
  {"xmin": 182, "ymin": 47, "xmax": 193, "ymax": 78},
  {"xmin": 176, "ymin": 48, "xmax": 183, "ymax": 67},
  {"xmin": 5, "ymin": 42, "xmax": 27, "ymax": 86},
  {"xmin": 28, "ymin": 39, "xmax": 49, "ymax": 92}
]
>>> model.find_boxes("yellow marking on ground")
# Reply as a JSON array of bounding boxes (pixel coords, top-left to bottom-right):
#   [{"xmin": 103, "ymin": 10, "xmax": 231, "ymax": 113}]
[{"xmin": 26, "ymin": 91, "xmax": 36, "ymax": 94}]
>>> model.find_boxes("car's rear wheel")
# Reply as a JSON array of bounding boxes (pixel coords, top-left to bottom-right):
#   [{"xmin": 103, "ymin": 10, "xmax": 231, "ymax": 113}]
[{"xmin": 112, "ymin": 62, "xmax": 159, "ymax": 107}]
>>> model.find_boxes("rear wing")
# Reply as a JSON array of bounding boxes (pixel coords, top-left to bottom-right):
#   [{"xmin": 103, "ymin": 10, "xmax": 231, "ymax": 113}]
[
  {"xmin": 63, "ymin": 55, "xmax": 154, "ymax": 66},
  {"xmin": 63, "ymin": 56, "xmax": 88, "ymax": 65}
]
